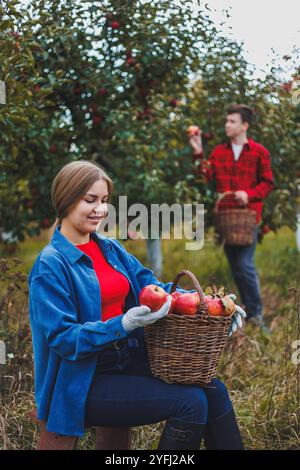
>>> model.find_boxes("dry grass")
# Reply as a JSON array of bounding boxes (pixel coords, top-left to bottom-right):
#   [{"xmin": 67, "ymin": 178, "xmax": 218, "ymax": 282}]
[{"xmin": 0, "ymin": 227, "xmax": 299, "ymax": 449}]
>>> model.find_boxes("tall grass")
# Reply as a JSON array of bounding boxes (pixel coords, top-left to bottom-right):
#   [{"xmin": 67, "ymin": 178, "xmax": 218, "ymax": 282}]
[{"xmin": 0, "ymin": 227, "xmax": 299, "ymax": 449}]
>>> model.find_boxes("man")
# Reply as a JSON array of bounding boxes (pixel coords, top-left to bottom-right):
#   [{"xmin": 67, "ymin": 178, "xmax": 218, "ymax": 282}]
[{"xmin": 189, "ymin": 104, "xmax": 275, "ymax": 330}]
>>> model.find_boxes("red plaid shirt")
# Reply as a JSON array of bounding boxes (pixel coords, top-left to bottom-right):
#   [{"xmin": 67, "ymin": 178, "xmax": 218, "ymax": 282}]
[{"xmin": 193, "ymin": 138, "xmax": 275, "ymax": 223}]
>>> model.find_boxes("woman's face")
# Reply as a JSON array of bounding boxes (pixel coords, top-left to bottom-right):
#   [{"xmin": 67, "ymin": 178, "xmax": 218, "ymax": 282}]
[{"xmin": 63, "ymin": 179, "xmax": 109, "ymax": 235}]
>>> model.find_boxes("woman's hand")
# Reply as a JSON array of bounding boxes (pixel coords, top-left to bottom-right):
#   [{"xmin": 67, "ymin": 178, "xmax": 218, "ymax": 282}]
[
  {"xmin": 227, "ymin": 294, "xmax": 247, "ymax": 337},
  {"xmin": 121, "ymin": 296, "xmax": 172, "ymax": 333}
]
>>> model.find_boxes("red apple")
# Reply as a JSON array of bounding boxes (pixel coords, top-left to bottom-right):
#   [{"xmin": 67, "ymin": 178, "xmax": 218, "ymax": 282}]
[
  {"xmin": 203, "ymin": 295, "xmax": 223, "ymax": 316},
  {"xmin": 139, "ymin": 284, "xmax": 168, "ymax": 312},
  {"xmin": 190, "ymin": 292, "xmax": 201, "ymax": 306},
  {"xmin": 143, "ymin": 107, "xmax": 152, "ymax": 116},
  {"xmin": 203, "ymin": 295, "xmax": 236, "ymax": 317},
  {"xmin": 187, "ymin": 125, "xmax": 200, "ymax": 137},
  {"xmin": 11, "ymin": 31, "xmax": 20, "ymax": 39},
  {"xmin": 128, "ymin": 230, "xmax": 141, "ymax": 240},
  {"xmin": 281, "ymin": 81, "xmax": 293, "ymax": 93},
  {"xmin": 111, "ymin": 20, "xmax": 120, "ymax": 29},
  {"xmin": 97, "ymin": 87, "xmax": 107, "ymax": 97},
  {"xmin": 262, "ymin": 224, "xmax": 271, "ymax": 234},
  {"xmin": 41, "ymin": 218, "xmax": 51, "ymax": 228},
  {"xmin": 7, "ymin": 244, "xmax": 17, "ymax": 255},
  {"xmin": 126, "ymin": 57, "xmax": 135, "ymax": 66},
  {"xmin": 169, "ymin": 291, "xmax": 182, "ymax": 315},
  {"xmin": 172, "ymin": 292, "xmax": 199, "ymax": 316},
  {"xmin": 170, "ymin": 98, "xmax": 179, "ymax": 107},
  {"xmin": 203, "ymin": 132, "xmax": 214, "ymax": 140},
  {"xmin": 92, "ymin": 115, "xmax": 102, "ymax": 126}
]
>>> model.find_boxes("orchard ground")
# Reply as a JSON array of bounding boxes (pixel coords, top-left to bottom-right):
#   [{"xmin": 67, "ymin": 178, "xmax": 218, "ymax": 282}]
[{"xmin": 0, "ymin": 226, "xmax": 299, "ymax": 449}]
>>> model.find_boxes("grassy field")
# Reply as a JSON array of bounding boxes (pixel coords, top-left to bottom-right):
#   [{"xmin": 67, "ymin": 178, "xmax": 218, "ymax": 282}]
[{"xmin": 0, "ymin": 226, "xmax": 299, "ymax": 449}]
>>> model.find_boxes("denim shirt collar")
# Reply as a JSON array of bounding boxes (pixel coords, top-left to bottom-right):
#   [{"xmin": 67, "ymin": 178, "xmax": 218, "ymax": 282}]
[{"xmin": 51, "ymin": 225, "xmax": 113, "ymax": 265}]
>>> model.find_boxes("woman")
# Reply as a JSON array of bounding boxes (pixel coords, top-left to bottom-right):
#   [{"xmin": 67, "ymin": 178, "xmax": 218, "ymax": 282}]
[{"xmin": 28, "ymin": 160, "xmax": 245, "ymax": 450}]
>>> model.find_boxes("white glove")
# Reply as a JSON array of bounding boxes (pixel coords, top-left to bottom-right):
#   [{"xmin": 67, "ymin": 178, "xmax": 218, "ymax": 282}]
[
  {"xmin": 121, "ymin": 295, "xmax": 172, "ymax": 333},
  {"xmin": 227, "ymin": 294, "xmax": 247, "ymax": 337}
]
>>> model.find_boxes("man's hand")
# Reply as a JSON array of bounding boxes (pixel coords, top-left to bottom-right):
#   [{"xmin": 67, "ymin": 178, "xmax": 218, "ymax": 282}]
[
  {"xmin": 189, "ymin": 131, "xmax": 203, "ymax": 155},
  {"xmin": 234, "ymin": 190, "xmax": 249, "ymax": 205}
]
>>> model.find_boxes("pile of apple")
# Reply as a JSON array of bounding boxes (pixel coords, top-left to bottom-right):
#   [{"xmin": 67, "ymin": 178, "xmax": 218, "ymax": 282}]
[{"xmin": 139, "ymin": 284, "xmax": 236, "ymax": 317}]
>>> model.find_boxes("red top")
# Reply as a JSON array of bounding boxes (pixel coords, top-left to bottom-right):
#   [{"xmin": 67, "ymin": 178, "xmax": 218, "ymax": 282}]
[
  {"xmin": 75, "ymin": 238, "xmax": 130, "ymax": 322},
  {"xmin": 193, "ymin": 138, "xmax": 275, "ymax": 223}
]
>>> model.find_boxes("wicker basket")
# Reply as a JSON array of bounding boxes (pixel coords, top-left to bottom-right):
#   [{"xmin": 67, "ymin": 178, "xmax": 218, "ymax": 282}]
[
  {"xmin": 144, "ymin": 270, "xmax": 233, "ymax": 386},
  {"xmin": 213, "ymin": 191, "xmax": 257, "ymax": 246}
]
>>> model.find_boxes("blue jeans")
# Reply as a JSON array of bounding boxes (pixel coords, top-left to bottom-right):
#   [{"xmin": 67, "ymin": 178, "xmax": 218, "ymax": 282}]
[
  {"xmin": 223, "ymin": 225, "xmax": 263, "ymax": 319},
  {"xmin": 84, "ymin": 342, "xmax": 232, "ymax": 428}
]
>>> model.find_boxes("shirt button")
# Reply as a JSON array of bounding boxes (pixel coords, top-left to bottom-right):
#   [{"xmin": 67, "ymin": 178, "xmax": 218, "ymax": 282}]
[
  {"xmin": 115, "ymin": 331, "xmax": 121, "ymax": 337},
  {"xmin": 114, "ymin": 264, "xmax": 117, "ymax": 268}
]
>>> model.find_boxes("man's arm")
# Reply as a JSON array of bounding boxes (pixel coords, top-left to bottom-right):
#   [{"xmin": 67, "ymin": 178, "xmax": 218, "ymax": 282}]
[
  {"xmin": 244, "ymin": 148, "xmax": 275, "ymax": 201},
  {"xmin": 189, "ymin": 132, "xmax": 215, "ymax": 182}
]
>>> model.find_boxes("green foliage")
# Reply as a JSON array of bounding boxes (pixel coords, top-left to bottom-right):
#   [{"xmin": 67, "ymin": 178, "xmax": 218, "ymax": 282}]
[{"xmin": 0, "ymin": 0, "xmax": 299, "ymax": 245}]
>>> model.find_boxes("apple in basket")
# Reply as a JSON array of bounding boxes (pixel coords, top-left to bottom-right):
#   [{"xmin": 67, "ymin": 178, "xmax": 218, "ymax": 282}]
[
  {"xmin": 172, "ymin": 292, "xmax": 200, "ymax": 316},
  {"xmin": 169, "ymin": 291, "xmax": 182, "ymax": 315},
  {"xmin": 139, "ymin": 284, "xmax": 168, "ymax": 312},
  {"xmin": 203, "ymin": 294, "xmax": 236, "ymax": 317}
]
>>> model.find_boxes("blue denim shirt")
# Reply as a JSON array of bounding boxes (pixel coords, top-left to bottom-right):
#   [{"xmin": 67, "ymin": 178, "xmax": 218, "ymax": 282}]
[{"xmin": 28, "ymin": 225, "xmax": 194, "ymax": 436}]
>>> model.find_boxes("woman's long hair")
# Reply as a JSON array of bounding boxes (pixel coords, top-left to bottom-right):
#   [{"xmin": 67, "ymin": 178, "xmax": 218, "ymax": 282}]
[{"xmin": 48, "ymin": 160, "xmax": 113, "ymax": 241}]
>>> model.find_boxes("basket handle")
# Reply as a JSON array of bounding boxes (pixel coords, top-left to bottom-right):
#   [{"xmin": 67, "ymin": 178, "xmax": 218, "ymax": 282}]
[
  {"xmin": 214, "ymin": 190, "xmax": 247, "ymax": 213},
  {"xmin": 170, "ymin": 270, "xmax": 206, "ymax": 308}
]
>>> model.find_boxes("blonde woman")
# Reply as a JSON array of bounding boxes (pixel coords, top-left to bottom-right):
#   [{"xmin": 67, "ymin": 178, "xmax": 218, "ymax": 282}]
[{"xmin": 28, "ymin": 160, "xmax": 245, "ymax": 449}]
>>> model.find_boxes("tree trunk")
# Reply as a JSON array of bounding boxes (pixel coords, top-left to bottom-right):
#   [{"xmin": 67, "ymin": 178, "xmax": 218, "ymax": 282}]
[
  {"xmin": 296, "ymin": 211, "xmax": 300, "ymax": 252},
  {"xmin": 146, "ymin": 238, "xmax": 163, "ymax": 278}
]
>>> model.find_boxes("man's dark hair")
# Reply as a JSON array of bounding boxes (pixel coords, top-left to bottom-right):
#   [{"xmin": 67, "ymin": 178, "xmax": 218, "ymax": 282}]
[{"xmin": 227, "ymin": 104, "xmax": 254, "ymax": 126}]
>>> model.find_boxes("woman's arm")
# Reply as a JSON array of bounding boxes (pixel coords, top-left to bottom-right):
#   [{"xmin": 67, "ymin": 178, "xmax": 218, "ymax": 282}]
[{"xmin": 29, "ymin": 273, "xmax": 128, "ymax": 362}]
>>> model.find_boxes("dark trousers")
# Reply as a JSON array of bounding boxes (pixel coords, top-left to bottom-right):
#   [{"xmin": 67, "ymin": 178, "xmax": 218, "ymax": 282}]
[
  {"xmin": 223, "ymin": 225, "xmax": 263, "ymax": 320},
  {"xmin": 84, "ymin": 343, "xmax": 233, "ymax": 429}
]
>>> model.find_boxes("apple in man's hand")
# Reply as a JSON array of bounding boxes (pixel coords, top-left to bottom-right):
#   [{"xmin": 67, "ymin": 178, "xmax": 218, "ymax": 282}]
[
  {"xmin": 187, "ymin": 126, "xmax": 203, "ymax": 154},
  {"xmin": 187, "ymin": 125, "xmax": 201, "ymax": 138}
]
